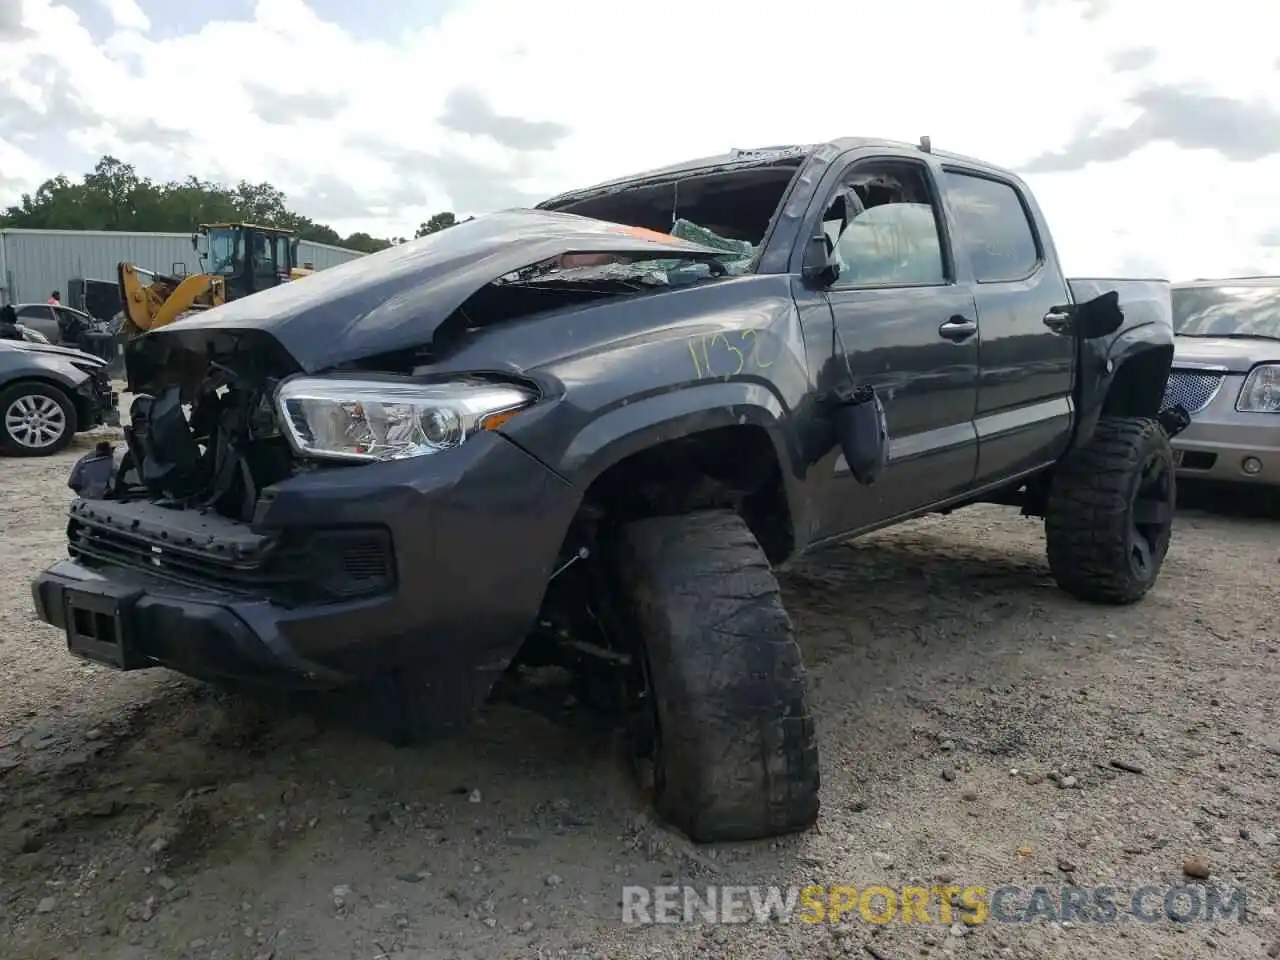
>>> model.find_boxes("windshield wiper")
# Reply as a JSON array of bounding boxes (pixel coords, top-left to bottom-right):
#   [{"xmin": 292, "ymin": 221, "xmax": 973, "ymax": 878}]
[{"xmin": 1178, "ymin": 332, "xmax": 1280, "ymax": 341}]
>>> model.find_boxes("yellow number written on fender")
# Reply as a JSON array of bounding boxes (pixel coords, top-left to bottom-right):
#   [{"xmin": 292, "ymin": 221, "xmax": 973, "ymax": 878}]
[{"xmin": 686, "ymin": 329, "xmax": 779, "ymax": 379}]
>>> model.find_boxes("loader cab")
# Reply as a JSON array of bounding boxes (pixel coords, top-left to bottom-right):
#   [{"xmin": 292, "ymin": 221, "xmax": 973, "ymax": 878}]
[{"xmin": 196, "ymin": 223, "xmax": 300, "ymax": 300}]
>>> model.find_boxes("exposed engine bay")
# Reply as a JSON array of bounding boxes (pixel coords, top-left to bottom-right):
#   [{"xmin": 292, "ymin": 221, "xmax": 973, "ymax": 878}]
[
  {"xmin": 104, "ymin": 199, "xmax": 786, "ymax": 526},
  {"xmin": 116, "ymin": 366, "xmax": 300, "ymax": 523},
  {"xmin": 111, "ymin": 238, "xmax": 746, "ymax": 522}
]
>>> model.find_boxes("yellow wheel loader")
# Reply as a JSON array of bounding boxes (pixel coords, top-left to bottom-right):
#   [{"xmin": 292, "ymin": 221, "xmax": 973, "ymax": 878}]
[{"xmin": 118, "ymin": 223, "xmax": 315, "ymax": 336}]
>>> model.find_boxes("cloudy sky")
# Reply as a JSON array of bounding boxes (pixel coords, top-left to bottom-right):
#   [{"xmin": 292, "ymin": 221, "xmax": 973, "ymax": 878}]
[{"xmin": 1, "ymin": 0, "xmax": 1278, "ymax": 278}]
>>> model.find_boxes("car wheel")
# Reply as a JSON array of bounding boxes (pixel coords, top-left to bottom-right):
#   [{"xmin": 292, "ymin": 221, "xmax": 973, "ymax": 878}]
[
  {"xmin": 614, "ymin": 509, "xmax": 820, "ymax": 843},
  {"xmin": 0, "ymin": 382, "xmax": 78, "ymax": 456},
  {"xmin": 1045, "ymin": 416, "xmax": 1176, "ymax": 604}
]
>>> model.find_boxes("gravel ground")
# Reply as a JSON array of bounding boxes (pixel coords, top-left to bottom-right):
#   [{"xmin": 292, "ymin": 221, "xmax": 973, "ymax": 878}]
[{"xmin": 1, "ymin": 427, "xmax": 1278, "ymax": 960}]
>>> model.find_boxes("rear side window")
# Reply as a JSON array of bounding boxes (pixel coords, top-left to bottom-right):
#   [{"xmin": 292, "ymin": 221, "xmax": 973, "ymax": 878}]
[
  {"xmin": 16, "ymin": 306, "xmax": 52, "ymax": 321},
  {"xmin": 944, "ymin": 172, "xmax": 1040, "ymax": 282}
]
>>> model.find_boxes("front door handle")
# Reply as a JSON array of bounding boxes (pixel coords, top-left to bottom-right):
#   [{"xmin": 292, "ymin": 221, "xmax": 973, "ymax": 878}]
[{"xmin": 938, "ymin": 316, "xmax": 978, "ymax": 342}]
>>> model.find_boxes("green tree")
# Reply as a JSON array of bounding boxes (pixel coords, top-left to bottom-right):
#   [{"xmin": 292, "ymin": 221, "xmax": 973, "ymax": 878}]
[
  {"xmin": 230, "ymin": 180, "xmax": 289, "ymax": 225},
  {"xmin": 414, "ymin": 211, "xmax": 457, "ymax": 238},
  {"xmin": 340, "ymin": 232, "xmax": 393, "ymax": 254},
  {"xmin": 0, "ymin": 155, "xmax": 402, "ymax": 253}
]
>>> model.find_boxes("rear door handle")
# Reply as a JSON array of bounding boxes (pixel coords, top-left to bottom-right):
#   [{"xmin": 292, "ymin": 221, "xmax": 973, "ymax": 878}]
[
  {"xmin": 938, "ymin": 316, "xmax": 977, "ymax": 342},
  {"xmin": 1043, "ymin": 309, "xmax": 1073, "ymax": 334}
]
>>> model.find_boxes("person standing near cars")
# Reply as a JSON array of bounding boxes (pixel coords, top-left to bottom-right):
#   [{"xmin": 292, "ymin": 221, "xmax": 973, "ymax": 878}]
[{"xmin": 47, "ymin": 291, "xmax": 61, "ymax": 305}]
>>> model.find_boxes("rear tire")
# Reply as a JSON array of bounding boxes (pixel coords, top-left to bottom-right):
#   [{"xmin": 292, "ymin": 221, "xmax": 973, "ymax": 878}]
[
  {"xmin": 615, "ymin": 509, "xmax": 820, "ymax": 843},
  {"xmin": 1045, "ymin": 416, "xmax": 1175, "ymax": 604},
  {"xmin": 0, "ymin": 382, "xmax": 77, "ymax": 456}
]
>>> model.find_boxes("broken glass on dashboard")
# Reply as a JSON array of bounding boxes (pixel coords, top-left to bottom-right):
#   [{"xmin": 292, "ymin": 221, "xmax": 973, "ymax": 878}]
[{"xmin": 494, "ymin": 220, "xmax": 757, "ymax": 291}]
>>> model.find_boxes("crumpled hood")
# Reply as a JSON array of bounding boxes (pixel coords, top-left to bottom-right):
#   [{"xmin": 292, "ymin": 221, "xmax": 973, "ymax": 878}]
[
  {"xmin": 140, "ymin": 209, "xmax": 730, "ymax": 373},
  {"xmin": 1172, "ymin": 334, "xmax": 1280, "ymax": 373},
  {"xmin": 0, "ymin": 339, "xmax": 105, "ymax": 366}
]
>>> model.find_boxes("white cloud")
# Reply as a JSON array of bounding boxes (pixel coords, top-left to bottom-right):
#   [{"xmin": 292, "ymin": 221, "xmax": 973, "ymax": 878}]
[
  {"xmin": 96, "ymin": 0, "xmax": 149, "ymax": 33},
  {"xmin": 0, "ymin": 137, "xmax": 53, "ymax": 188},
  {"xmin": 0, "ymin": 0, "xmax": 1278, "ymax": 279}
]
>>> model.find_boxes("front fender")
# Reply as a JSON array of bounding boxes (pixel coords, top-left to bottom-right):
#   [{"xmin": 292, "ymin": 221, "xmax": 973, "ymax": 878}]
[{"xmin": 0, "ymin": 353, "xmax": 91, "ymax": 394}]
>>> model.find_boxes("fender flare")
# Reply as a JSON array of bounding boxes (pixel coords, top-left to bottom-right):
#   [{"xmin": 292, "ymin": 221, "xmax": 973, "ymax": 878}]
[
  {"xmin": 1075, "ymin": 323, "xmax": 1175, "ymax": 446},
  {"xmin": 560, "ymin": 380, "xmax": 812, "ymax": 540}
]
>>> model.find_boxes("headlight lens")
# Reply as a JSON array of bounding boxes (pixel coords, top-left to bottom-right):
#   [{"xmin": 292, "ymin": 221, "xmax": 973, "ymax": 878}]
[
  {"xmin": 1236, "ymin": 364, "xmax": 1280, "ymax": 413},
  {"xmin": 276, "ymin": 376, "xmax": 537, "ymax": 461}
]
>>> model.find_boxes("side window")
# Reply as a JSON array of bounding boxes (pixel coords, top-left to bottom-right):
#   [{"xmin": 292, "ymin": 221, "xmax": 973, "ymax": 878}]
[
  {"xmin": 943, "ymin": 172, "xmax": 1040, "ymax": 282},
  {"xmin": 56, "ymin": 307, "xmax": 88, "ymax": 330},
  {"xmin": 835, "ymin": 203, "xmax": 945, "ymax": 286},
  {"xmin": 15, "ymin": 305, "xmax": 52, "ymax": 321},
  {"xmin": 823, "ymin": 162, "xmax": 947, "ymax": 287}
]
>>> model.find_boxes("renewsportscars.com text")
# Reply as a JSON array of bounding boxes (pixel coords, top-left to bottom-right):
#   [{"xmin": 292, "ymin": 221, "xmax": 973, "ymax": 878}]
[{"xmin": 620, "ymin": 884, "xmax": 1248, "ymax": 926}]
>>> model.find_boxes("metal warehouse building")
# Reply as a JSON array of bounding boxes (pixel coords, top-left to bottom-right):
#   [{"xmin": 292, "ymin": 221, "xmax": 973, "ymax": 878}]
[{"xmin": 0, "ymin": 228, "xmax": 366, "ymax": 305}]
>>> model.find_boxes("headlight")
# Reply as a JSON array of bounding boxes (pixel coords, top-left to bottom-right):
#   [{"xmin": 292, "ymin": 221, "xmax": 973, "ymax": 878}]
[
  {"xmin": 1236, "ymin": 364, "xmax": 1280, "ymax": 413},
  {"xmin": 276, "ymin": 376, "xmax": 537, "ymax": 461}
]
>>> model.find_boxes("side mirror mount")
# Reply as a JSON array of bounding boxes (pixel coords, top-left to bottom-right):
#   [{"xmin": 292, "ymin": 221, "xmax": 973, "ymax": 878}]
[
  {"xmin": 825, "ymin": 383, "xmax": 889, "ymax": 485},
  {"xmin": 802, "ymin": 234, "xmax": 841, "ymax": 288}
]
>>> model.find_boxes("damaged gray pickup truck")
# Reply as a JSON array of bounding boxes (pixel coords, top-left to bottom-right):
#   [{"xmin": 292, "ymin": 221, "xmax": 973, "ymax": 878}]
[{"xmin": 31, "ymin": 137, "xmax": 1187, "ymax": 844}]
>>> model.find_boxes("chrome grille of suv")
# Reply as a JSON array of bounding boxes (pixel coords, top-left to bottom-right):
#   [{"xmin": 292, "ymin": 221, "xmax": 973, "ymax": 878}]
[{"xmin": 1160, "ymin": 370, "xmax": 1225, "ymax": 416}]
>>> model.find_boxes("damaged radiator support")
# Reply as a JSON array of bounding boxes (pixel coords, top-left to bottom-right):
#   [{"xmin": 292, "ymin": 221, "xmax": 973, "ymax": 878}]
[{"xmin": 119, "ymin": 367, "xmax": 294, "ymax": 523}]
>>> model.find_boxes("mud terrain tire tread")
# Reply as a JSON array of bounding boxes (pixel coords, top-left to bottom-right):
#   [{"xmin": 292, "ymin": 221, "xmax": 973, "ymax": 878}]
[
  {"xmin": 1045, "ymin": 416, "xmax": 1174, "ymax": 605},
  {"xmin": 617, "ymin": 509, "xmax": 820, "ymax": 843}
]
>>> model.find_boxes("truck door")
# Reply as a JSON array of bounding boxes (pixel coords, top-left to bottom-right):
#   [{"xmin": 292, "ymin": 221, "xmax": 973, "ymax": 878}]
[
  {"xmin": 247, "ymin": 231, "xmax": 278, "ymax": 294},
  {"xmin": 939, "ymin": 169, "xmax": 1075, "ymax": 486},
  {"xmin": 797, "ymin": 155, "xmax": 980, "ymax": 537}
]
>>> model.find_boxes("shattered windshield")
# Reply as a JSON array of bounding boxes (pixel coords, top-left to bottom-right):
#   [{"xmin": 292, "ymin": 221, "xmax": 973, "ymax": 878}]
[{"xmin": 1173, "ymin": 284, "xmax": 1280, "ymax": 339}]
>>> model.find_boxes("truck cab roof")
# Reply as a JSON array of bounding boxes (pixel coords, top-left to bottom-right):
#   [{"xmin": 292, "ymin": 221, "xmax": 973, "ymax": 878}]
[{"xmin": 538, "ymin": 136, "xmax": 1027, "ymax": 211}]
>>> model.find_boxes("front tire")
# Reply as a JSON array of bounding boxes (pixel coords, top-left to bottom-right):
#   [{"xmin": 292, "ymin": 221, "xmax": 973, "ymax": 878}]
[
  {"xmin": 1045, "ymin": 416, "xmax": 1175, "ymax": 604},
  {"xmin": 0, "ymin": 382, "xmax": 77, "ymax": 456},
  {"xmin": 616, "ymin": 509, "xmax": 820, "ymax": 843}
]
